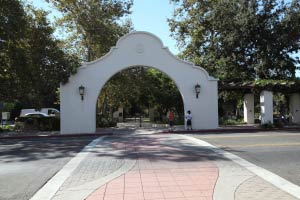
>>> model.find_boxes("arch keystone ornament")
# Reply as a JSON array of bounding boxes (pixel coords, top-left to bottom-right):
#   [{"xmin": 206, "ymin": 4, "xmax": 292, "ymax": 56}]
[
  {"xmin": 135, "ymin": 43, "xmax": 144, "ymax": 54},
  {"xmin": 60, "ymin": 31, "xmax": 219, "ymax": 134}
]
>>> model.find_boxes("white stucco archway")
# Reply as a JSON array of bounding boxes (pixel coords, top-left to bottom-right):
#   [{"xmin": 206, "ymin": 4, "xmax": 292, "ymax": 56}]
[{"xmin": 60, "ymin": 31, "xmax": 218, "ymax": 134}]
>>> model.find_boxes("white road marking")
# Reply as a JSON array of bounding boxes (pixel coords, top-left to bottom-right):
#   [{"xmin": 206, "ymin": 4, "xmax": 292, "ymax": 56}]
[
  {"xmin": 30, "ymin": 137, "xmax": 103, "ymax": 200},
  {"xmin": 180, "ymin": 134, "xmax": 300, "ymax": 199},
  {"xmin": 220, "ymin": 142, "xmax": 300, "ymax": 148},
  {"xmin": 198, "ymin": 133, "xmax": 300, "ymax": 139}
]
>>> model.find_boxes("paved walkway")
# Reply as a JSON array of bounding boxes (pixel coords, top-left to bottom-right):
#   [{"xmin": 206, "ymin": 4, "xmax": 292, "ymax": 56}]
[
  {"xmin": 30, "ymin": 131, "xmax": 300, "ymax": 200},
  {"xmin": 86, "ymin": 135, "xmax": 218, "ymax": 200}
]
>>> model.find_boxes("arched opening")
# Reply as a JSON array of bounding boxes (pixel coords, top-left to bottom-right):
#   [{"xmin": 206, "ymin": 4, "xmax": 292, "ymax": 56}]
[
  {"xmin": 95, "ymin": 65, "xmax": 184, "ymax": 129},
  {"xmin": 60, "ymin": 31, "xmax": 219, "ymax": 134}
]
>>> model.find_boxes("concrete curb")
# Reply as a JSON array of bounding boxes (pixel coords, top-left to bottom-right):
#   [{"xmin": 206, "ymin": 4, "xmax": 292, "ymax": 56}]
[
  {"xmin": 1, "ymin": 126, "xmax": 299, "ymax": 140},
  {"xmin": 180, "ymin": 134, "xmax": 300, "ymax": 199},
  {"xmin": 173, "ymin": 134, "xmax": 255, "ymax": 200},
  {"xmin": 30, "ymin": 137, "xmax": 104, "ymax": 200},
  {"xmin": 213, "ymin": 161, "xmax": 255, "ymax": 200},
  {"xmin": 162, "ymin": 127, "xmax": 300, "ymax": 134},
  {"xmin": 0, "ymin": 132, "xmax": 113, "ymax": 140}
]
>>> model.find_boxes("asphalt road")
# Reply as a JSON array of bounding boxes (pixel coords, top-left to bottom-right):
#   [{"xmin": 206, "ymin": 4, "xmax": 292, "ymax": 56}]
[
  {"xmin": 190, "ymin": 130, "xmax": 300, "ymax": 186},
  {"xmin": 1, "ymin": 130, "xmax": 300, "ymax": 199},
  {"xmin": 0, "ymin": 137, "xmax": 96, "ymax": 200}
]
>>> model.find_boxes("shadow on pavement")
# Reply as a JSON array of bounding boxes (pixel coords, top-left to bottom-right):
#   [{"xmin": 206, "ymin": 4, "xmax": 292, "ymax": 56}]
[
  {"xmin": 0, "ymin": 137, "xmax": 97, "ymax": 163},
  {"xmin": 90, "ymin": 135, "xmax": 231, "ymax": 163}
]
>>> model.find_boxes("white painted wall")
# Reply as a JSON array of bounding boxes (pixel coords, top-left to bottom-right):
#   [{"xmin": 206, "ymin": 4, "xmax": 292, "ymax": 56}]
[
  {"xmin": 244, "ymin": 93, "xmax": 255, "ymax": 124},
  {"xmin": 260, "ymin": 90, "xmax": 273, "ymax": 124},
  {"xmin": 289, "ymin": 93, "xmax": 300, "ymax": 124},
  {"xmin": 60, "ymin": 31, "xmax": 219, "ymax": 134}
]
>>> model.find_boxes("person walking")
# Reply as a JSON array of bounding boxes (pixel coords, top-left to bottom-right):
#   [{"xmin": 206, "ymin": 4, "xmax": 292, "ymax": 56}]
[
  {"xmin": 185, "ymin": 110, "xmax": 192, "ymax": 131},
  {"xmin": 168, "ymin": 110, "xmax": 175, "ymax": 131}
]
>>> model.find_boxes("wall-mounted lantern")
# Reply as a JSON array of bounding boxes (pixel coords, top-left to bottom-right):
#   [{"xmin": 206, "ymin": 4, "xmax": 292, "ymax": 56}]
[
  {"xmin": 79, "ymin": 85, "xmax": 85, "ymax": 101},
  {"xmin": 195, "ymin": 83, "xmax": 201, "ymax": 98}
]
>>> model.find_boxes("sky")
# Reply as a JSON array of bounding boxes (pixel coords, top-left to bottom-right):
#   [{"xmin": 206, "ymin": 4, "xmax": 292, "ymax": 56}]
[
  {"xmin": 32, "ymin": 0, "xmax": 179, "ymax": 54},
  {"xmin": 131, "ymin": 0, "xmax": 179, "ymax": 54},
  {"xmin": 32, "ymin": 0, "xmax": 299, "ymax": 76}
]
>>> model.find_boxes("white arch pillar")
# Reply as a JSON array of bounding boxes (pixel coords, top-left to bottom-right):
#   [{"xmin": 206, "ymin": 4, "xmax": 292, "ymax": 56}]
[
  {"xmin": 289, "ymin": 93, "xmax": 300, "ymax": 124},
  {"xmin": 244, "ymin": 93, "xmax": 254, "ymax": 124},
  {"xmin": 260, "ymin": 90, "xmax": 273, "ymax": 124},
  {"xmin": 60, "ymin": 31, "xmax": 219, "ymax": 134}
]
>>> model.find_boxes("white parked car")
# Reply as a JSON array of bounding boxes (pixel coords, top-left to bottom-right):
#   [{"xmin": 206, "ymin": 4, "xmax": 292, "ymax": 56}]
[
  {"xmin": 24, "ymin": 112, "xmax": 49, "ymax": 117},
  {"xmin": 20, "ymin": 108, "xmax": 60, "ymax": 117}
]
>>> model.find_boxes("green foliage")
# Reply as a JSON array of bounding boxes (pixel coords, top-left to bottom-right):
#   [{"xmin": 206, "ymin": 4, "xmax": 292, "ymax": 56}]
[
  {"xmin": 261, "ymin": 118, "xmax": 287, "ymax": 129},
  {"xmin": 174, "ymin": 117, "xmax": 184, "ymax": 125},
  {"xmin": 2, "ymin": 102, "xmax": 15, "ymax": 112},
  {"xmin": 96, "ymin": 114, "xmax": 117, "ymax": 128},
  {"xmin": 0, "ymin": 125, "xmax": 13, "ymax": 132},
  {"xmin": 260, "ymin": 121, "xmax": 275, "ymax": 129},
  {"xmin": 0, "ymin": 0, "xmax": 79, "ymax": 109},
  {"xmin": 97, "ymin": 67, "xmax": 184, "ymax": 121},
  {"xmin": 169, "ymin": 0, "xmax": 300, "ymax": 81},
  {"xmin": 273, "ymin": 117, "xmax": 285, "ymax": 128},
  {"xmin": 219, "ymin": 78, "xmax": 300, "ymax": 96},
  {"xmin": 218, "ymin": 90, "xmax": 244, "ymax": 120},
  {"xmin": 221, "ymin": 79, "xmax": 300, "ymax": 93},
  {"xmin": 220, "ymin": 118, "xmax": 246, "ymax": 126},
  {"xmin": 47, "ymin": 0, "xmax": 133, "ymax": 61},
  {"xmin": 15, "ymin": 116, "xmax": 60, "ymax": 131},
  {"xmin": 0, "ymin": 0, "xmax": 28, "ymax": 102},
  {"xmin": 169, "ymin": 0, "xmax": 300, "ymax": 122},
  {"xmin": 253, "ymin": 79, "xmax": 300, "ymax": 92}
]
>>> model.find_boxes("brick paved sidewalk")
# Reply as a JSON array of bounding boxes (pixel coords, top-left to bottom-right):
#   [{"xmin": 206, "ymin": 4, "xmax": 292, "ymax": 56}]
[
  {"xmin": 42, "ymin": 133, "xmax": 300, "ymax": 200},
  {"xmin": 86, "ymin": 135, "xmax": 218, "ymax": 200}
]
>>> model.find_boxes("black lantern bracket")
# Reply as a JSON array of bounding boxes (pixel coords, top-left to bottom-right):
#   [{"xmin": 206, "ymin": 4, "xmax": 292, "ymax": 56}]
[
  {"xmin": 195, "ymin": 83, "xmax": 201, "ymax": 98},
  {"xmin": 79, "ymin": 85, "xmax": 85, "ymax": 101}
]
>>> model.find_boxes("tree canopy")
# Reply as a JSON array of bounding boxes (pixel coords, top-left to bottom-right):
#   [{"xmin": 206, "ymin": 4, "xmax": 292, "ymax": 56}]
[
  {"xmin": 169, "ymin": 0, "xmax": 300, "ymax": 81},
  {"xmin": 97, "ymin": 66, "xmax": 184, "ymax": 120},
  {"xmin": 47, "ymin": 0, "xmax": 133, "ymax": 61},
  {"xmin": 3, "ymin": 0, "xmax": 300, "ymax": 122},
  {"xmin": 0, "ymin": 0, "xmax": 78, "ymax": 109},
  {"xmin": 1, "ymin": 0, "xmax": 132, "ymax": 110}
]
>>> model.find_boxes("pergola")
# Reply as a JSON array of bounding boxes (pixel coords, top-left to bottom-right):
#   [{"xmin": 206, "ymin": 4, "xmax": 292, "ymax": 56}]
[{"xmin": 219, "ymin": 80, "xmax": 300, "ymax": 125}]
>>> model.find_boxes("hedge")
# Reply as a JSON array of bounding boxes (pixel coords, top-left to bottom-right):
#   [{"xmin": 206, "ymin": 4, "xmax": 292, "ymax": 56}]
[
  {"xmin": 15, "ymin": 116, "xmax": 60, "ymax": 131},
  {"xmin": 96, "ymin": 115, "xmax": 117, "ymax": 127}
]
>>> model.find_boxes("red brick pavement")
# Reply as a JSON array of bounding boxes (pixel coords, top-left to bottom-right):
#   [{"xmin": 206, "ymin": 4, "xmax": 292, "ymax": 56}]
[{"xmin": 86, "ymin": 136, "xmax": 218, "ymax": 200}]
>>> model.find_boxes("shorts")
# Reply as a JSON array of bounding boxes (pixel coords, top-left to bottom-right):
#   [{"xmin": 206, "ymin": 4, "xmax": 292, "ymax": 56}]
[
  {"xmin": 187, "ymin": 119, "xmax": 192, "ymax": 126},
  {"xmin": 169, "ymin": 121, "xmax": 174, "ymax": 126}
]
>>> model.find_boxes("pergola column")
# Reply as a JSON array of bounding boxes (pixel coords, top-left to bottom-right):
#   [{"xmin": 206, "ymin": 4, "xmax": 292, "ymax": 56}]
[
  {"xmin": 289, "ymin": 93, "xmax": 300, "ymax": 124},
  {"xmin": 244, "ymin": 93, "xmax": 254, "ymax": 124},
  {"xmin": 260, "ymin": 90, "xmax": 273, "ymax": 124}
]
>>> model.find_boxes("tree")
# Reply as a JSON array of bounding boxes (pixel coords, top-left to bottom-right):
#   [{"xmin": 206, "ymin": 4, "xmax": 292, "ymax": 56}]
[
  {"xmin": 23, "ymin": 6, "xmax": 78, "ymax": 107},
  {"xmin": 0, "ymin": 0, "xmax": 78, "ymax": 109},
  {"xmin": 169, "ymin": 0, "xmax": 300, "ymax": 81},
  {"xmin": 47, "ymin": 0, "xmax": 133, "ymax": 61},
  {"xmin": 0, "ymin": 0, "xmax": 28, "ymax": 101},
  {"xmin": 97, "ymin": 67, "xmax": 184, "ymax": 120}
]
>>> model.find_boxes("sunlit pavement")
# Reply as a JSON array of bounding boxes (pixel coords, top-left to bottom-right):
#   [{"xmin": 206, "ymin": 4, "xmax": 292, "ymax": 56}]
[
  {"xmin": 30, "ymin": 130, "xmax": 300, "ymax": 200},
  {"xmin": 86, "ymin": 135, "xmax": 217, "ymax": 200}
]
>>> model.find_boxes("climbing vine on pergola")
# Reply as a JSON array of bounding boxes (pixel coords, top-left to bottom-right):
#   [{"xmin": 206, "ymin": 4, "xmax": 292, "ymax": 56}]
[{"xmin": 219, "ymin": 79, "xmax": 300, "ymax": 94}]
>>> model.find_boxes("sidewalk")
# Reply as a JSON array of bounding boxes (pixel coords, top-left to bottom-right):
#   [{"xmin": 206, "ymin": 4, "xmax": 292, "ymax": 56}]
[
  {"xmin": 1, "ymin": 124, "xmax": 300, "ymax": 140},
  {"xmin": 30, "ymin": 132, "xmax": 300, "ymax": 200}
]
